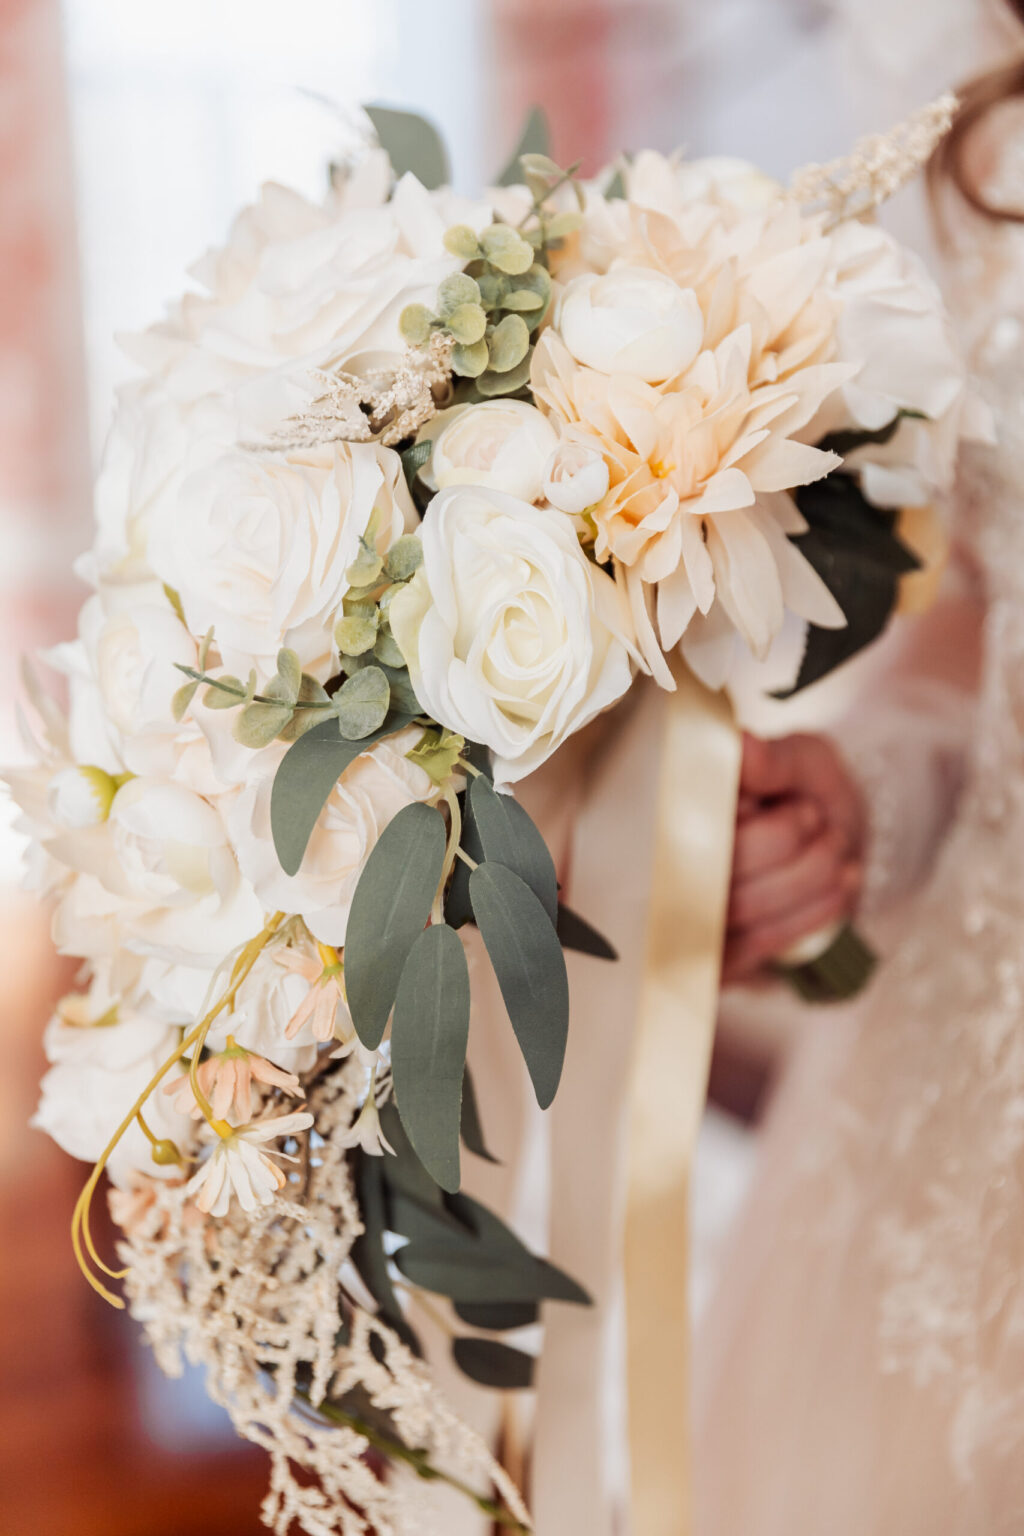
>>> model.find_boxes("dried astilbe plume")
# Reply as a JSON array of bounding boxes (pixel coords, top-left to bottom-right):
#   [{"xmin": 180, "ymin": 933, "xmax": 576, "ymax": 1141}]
[
  {"xmin": 116, "ymin": 1061, "xmax": 530, "ymax": 1536},
  {"xmin": 790, "ymin": 92, "xmax": 959, "ymax": 226},
  {"xmin": 258, "ymin": 332, "xmax": 455, "ymax": 454}
]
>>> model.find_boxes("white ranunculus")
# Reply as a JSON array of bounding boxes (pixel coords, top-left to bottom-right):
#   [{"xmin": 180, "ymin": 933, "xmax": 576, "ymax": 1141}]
[
  {"xmin": 150, "ymin": 440, "xmax": 414, "ymax": 679},
  {"xmin": 556, "ymin": 266, "xmax": 704, "ymax": 383},
  {"xmin": 227, "ymin": 728, "xmax": 437, "ymax": 946},
  {"xmin": 432, "ymin": 402, "xmax": 558, "ymax": 503},
  {"xmin": 628, "ymin": 150, "xmax": 781, "ymax": 217},
  {"xmin": 389, "ymin": 486, "xmax": 635, "ymax": 782},
  {"xmin": 543, "ymin": 440, "xmax": 611, "ymax": 514}
]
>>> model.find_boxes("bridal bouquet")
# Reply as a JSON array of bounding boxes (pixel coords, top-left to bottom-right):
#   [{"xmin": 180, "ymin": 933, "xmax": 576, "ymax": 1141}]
[{"xmin": 11, "ymin": 100, "xmax": 978, "ymax": 1532}]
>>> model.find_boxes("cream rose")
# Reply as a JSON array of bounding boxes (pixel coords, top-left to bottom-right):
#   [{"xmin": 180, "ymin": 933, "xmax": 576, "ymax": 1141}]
[
  {"xmin": 556, "ymin": 266, "xmax": 704, "ymax": 384},
  {"xmin": 389, "ymin": 486, "xmax": 635, "ymax": 782},
  {"xmin": 150, "ymin": 440, "xmax": 414, "ymax": 679},
  {"xmin": 432, "ymin": 402, "xmax": 558, "ymax": 503},
  {"xmin": 543, "ymin": 440, "xmax": 611, "ymax": 514},
  {"xmin": 227, "ymin": 728, "xmax": 437, "ymax": 946}
]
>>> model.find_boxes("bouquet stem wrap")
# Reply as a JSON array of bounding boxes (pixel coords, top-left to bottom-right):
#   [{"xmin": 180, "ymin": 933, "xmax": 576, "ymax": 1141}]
[{"xmin": 532, "ymin": 664, "xmax": 740, "ymax": 1535}]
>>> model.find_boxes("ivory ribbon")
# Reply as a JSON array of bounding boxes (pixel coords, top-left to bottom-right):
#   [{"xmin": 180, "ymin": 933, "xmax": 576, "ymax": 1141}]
[
  {"xmin": 623, "ymin": 662, "xmax": 742, "ymax": 1536},
  {"xmin": 532, "ymin": 665, "xmax": 741, "ymax": 1536}
]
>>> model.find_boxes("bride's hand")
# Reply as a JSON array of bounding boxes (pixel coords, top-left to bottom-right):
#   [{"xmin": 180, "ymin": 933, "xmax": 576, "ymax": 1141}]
[{"xmin": 722, "ymin": 733, "xmax": 866, "ymax": 985}]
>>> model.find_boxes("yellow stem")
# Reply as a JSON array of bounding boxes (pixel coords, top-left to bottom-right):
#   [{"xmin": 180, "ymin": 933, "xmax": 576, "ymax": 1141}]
[
  {"xmin": 432, "ymin": 785, "xmax": 462, "ymax": 926},
  {"xmin": 72, "ymin": 911, "xmax": 286, "ymax": 1307}
]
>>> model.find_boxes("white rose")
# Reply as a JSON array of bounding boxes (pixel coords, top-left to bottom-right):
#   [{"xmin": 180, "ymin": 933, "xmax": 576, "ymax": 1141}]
[
  {"xmin": 816, "ymin": 220, "xmax": 989, "ymax": 504},
  {"xmin": 389, "ymin": 486, "xmax": 635, "ymax": 782},
  {"xmin": 431, "ymin": 402, "xmax": 558, "ymax": 503},
  {"xmin": 46, "ymin": 778, "xmax": 263, "ymax": 968},
  {"xmin": 227, "ymin": 727, "xmax": 437, "ymax": 946},
  {"xmin": 150, "ymin": 440, "xmax": 413, "ymax": 679},
  {"xmin": 543, "ymin": 440, "xmax": 611, "ymax": 514},
  {"xmin": 627, "ymin": 150, "xmax": 781, "ymax": 216},
  {"xmin": 556, "ymin": 266, "xmax": 704, "ymax": 383},
  {"xmin": 49, "ymin": 765, "xmax": 121, "ymax": 829}
]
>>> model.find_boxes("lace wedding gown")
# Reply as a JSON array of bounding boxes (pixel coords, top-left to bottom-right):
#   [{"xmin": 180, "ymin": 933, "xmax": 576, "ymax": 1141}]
[{"xmin": 694, "ymin": 139, "xmax": 1024, "ymax": 1535}]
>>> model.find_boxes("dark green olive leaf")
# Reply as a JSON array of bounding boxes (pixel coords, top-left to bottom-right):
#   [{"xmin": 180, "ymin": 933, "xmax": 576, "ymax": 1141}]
[
  {"xmin": 345, "ymin": 803, "xmax": 448, "ymax": 1051},
  {"xmin": 270, "ymin": 711, "xmax": 416, "ymax": 876},
  {"xmin": 496, "ymin": 105, "xmax": 551, "ymax": 186},
  {"xmin": 452, "ymin": 1337, "xmax": 535, "ymax": 1390},
  {"xmin": 350, "ymin": 1152, "xmax": 420, "ymax": 1353},
  {"xmin": 391, "ymin": 924, "xmax": 470, "ymax": 1193},
  {"xmin": 333, "ymin": 665, "xmax": 391, "ymax": 740},
  {"xmin": 469, "ymin": 864, "xmax": 569, "ymax": 1108},
  {"xmin": 377, "ymin": 1103, "xmax": 452, "ymax": 1214},
  {"xmin": 469, "ymin": 776, "xmax": 557, "ymax": 923},
  {"xmin": 460, "ymin": 1065, "xmax": 499, "ymax": 1164},
  {"xmin": 400, "ymin": 441, "xmax": 433, "ymax": 493},
  {"xmin": 365, "ymin": 104, "xmax": 450, "ymax": 190},
  {"xmin": 556, "ymin": 902, "xmax": 618, "ymax": 961},
  {"xmin": 779, "ymin": 473, "xmax": 921, "ymax": 697},
  {"xmin": 816, "ymin": 407, "xmax": 926, "ymax": 461},
  {"xmin": 445, "ymin": 789, "xmax": 483, "ymax": 930},
  {"xmin": 447, "ymin": 1194, "xmax": 590, "ymax": 1305},
  {"xmin": 453, "ymin": 1299, "xmax": 538, "ymax": 1331}
]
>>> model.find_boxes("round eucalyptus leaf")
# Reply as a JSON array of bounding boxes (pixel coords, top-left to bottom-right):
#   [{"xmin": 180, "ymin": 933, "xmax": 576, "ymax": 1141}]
[
  {"xmin": 446, "ymin": 302, "xmax": 487, "ymax": 345},
  {"xmin": 452, "ymin": 338, "xmax": 490, "ymax": 378},
  {"xmin": 399, "ymin": 303, "xmax": 434, "ymax": 346},
  {"xmin": 487, "ymin": 313, "xmax": 530, "ymax": 373},
  {"xmin": 443, "ymin": 224, "xmax": 482, "ymax": 260},
  {"xmin": 438, "ymin": 271, "xmax": 481, "ymax": 317},
  {"xmin": 333, "ymin": 666, "xmax": 391, "ymax": 740}
]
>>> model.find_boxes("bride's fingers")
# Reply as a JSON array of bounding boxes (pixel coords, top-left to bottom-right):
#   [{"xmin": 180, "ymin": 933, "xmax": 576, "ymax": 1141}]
[
  {"xmin": 722, "ymin": 885, "xmax": 854, "ymax": 983},
  {"xmin": 731, "ymin": 797, "xmax": 822, "ymax": 881},
  {"xmin": 728, "ymin": 827, "xmax": 849, "ymax": 932}
]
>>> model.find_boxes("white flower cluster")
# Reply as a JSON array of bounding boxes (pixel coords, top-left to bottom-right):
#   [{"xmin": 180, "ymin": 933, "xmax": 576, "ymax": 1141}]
[{"xmin": 11, "ymin": 134, "xmax": 984, "ymax": 1231}]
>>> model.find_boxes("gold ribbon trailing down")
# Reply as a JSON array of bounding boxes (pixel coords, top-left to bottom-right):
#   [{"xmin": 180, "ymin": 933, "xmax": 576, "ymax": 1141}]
[{"xmin": 624, "ymin": 662, "xmax": 742, "ymax": 1536}]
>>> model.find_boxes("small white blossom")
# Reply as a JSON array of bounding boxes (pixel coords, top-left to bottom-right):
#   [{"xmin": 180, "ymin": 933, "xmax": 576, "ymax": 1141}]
[{"xmin": 186, "ymin": 1110, "xmax": 314, "ymax": 1217}]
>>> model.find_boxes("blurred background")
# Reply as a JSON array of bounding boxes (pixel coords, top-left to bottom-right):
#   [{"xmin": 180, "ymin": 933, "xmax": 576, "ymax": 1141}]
[{"xmin": 0, "ymin": 0, "xmax": 1006, "ymax": 1530}]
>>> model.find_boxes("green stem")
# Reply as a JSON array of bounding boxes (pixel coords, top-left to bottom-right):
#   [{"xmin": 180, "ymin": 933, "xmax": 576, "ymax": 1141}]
[
  {"xmin": 175, "ymin": 665, "xmax": 335, "ymax": 710},
  {"xmin": 308, "ymin": 1398, "xmax": 531, "ymax": 1530}
]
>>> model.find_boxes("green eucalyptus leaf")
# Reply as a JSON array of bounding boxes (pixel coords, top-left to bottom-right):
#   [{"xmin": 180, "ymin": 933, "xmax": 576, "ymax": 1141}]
[
  {"xmin": 373, "ymin": 626, "xmax": 407, "ymax": 670},
  {"xmin": 344, "ymin": 802, "xmax": 448, "ymax": 1050},
  {"xmin": 335, "ymin": 613, "xmax": 379, "ymax": 658},
  {"xmin": 399, "ymin": 302, "xmax": 434, "ymax": 346},
  {"xmin": 203, "ymin": 676, "xmax": 244, "ymax": 710},
  {"xmin": 270, "ymin": 711, "xmax": 416, "ymax": 876},
  {"xmin": 365, "ymin": 104, "xmax": 450, "ymax": 191},
  {"xmin": 333, "ymin": 665, "xmax": 391, "ymax": 740},
  {"xmin": 460, "ymin": 1065, "xmax": 499, "ymax": 1164},
  {"xmin": 479, "ymin": 225, "xmax": 534, "ymax": 276},
  {"xmin": 487, "ymin": 313, "xmax": 530, "ymax": 373},
  {"xmin": 468, "ymin": 776, "xmax": 557, "ymax": 923},
  {"xmin": 391, "ymin": 923, "xmax": 470, "ymax": 1193},
  {"xmin": 469, "ymin": 863, "xmax": 569, "ymax": 1109},
  {"xmin": 446, "ymin": 302, "xmax": 488, "ymax": 345},
  {"xmin": 452, "ymin": 1337, "xmax": 535, "ymax": 1390},
  {"xmin": 383, "ymin": 535, "xmax": 424, "ymax": 583},
  {"xmin": 453, "ymin": 1298, "xmax": 538, "ymax": 1331},
  {"xmin": 495, "ymin": 106, "xmax": 551, "ymax": 187},
  {"xmin": 556, "ymin": 902, "xmax": 617, "ymax": 961},
  {"xmin": 451, "ymin": 338, "xmax": 490, "ymax": 378},
  {"xmin": 500, "ymin": 288, "xmax": 544, "ymax": 312},
  {"xmin": 476, "ymin": 355, "xmax": 533, "ymax": 398},
  {"xmin": 275, "ymin": 648, "xmax": 302, "ymax": 702},
  {"xmin": 233, "ymin": 700, "xmax": 293, "ymax": 748},
  {"xmin": 443, "ymin": 223, "xmax": 482, "ymax": 260},
  {"xmin": 171, "ymin": 680, "xmax": 198, "ymax": 722},
  {"xmin": 544, "ymin": 210, "xmax": 583, "ymax": 241},
  {"xmin": 476, "ymin": 271, "xmax": 508, "ymax": 309},
  {"xmin": 346, "ymin": 542, "xmax": 385, "ymax": 589},
  {"xmin": 438, "ymin": 271, "xmax": 482, "ymax": 317}
]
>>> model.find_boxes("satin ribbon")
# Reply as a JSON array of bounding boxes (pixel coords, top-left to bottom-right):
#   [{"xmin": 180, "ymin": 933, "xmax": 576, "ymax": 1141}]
[
  {"xmin": 532, "ymin": 667, "xmax": 741, "ymax": 1536},
  {"xmin": 623, "ymin": 661, "xmax": 742, "ymax": 1536}
]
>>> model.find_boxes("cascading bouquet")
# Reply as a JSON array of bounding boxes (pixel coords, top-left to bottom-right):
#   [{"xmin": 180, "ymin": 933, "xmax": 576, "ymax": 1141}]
[{"xmin": 10, "ymin": 98, "xmax": 983, "ymax": 1532}]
